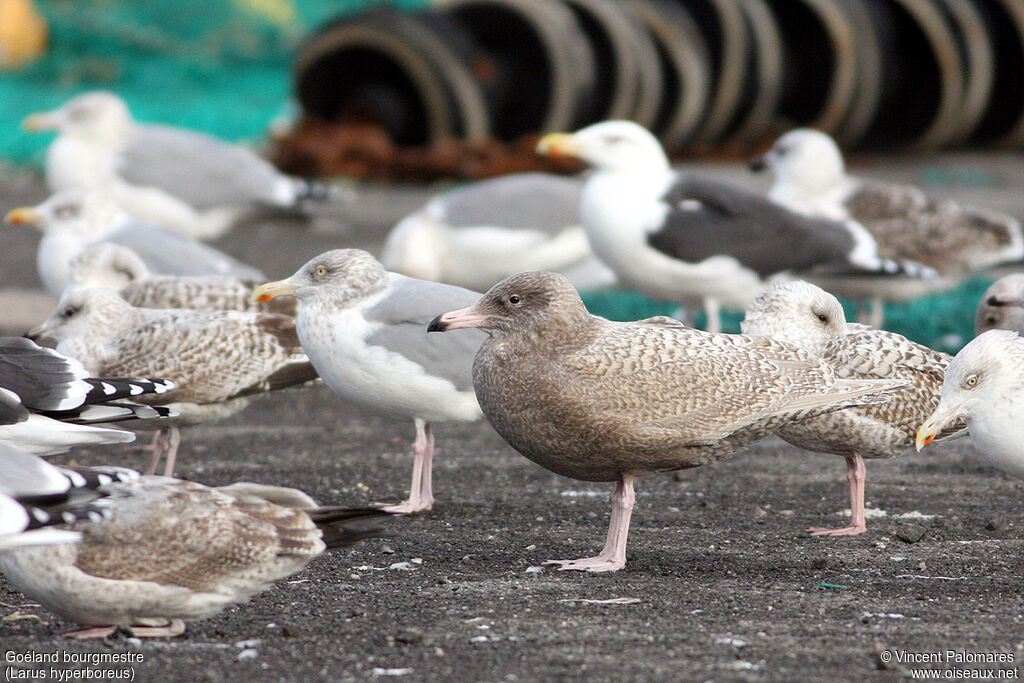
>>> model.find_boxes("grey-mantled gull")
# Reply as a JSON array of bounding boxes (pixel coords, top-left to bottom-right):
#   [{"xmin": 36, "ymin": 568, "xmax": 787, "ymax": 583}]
[
  {"xmin": 0, "ymin": 445, "xmax": 139, "ymax": 552},
  {"xmin": 23, "ymin": 91, "xmax": 327, "ymax": 240},
  {"xmin": 427, "ymin": 271, "xmax": 906, "ymax": 571},
  {"xmin": 0, "ymin": 337, "xmax": 176, "ymax": 456},
  {"xmin": 917, "ymin": 329, "xmax": 1024, "ymax": 480},
  {"xmin": 742, "ymin": 281, "xmax": 959, "ymax": 535},
  {"xmin": 535, "ymin": 121, "xmax": 931, "ymax": 333},
  {"xmin": 69, "ymin": 243, "xmax": 295, "ymax": 315},
  {"xmin": 28, "ymin": 288, "xmax": 318, "ymax": 476},
  {"xmin": 382, "ymin": 172, "xmax": 615, "ymax": 292},
  {"xmin": 254, "ymin": 249, "xmax": 485, "ymax": 514},
  {"xmin": 751, "ymin": 128, "xmax": 1024, "ymax": 326},
  {"xmin": 5, "ymin": 190, "xmax": 265, "ymax": 299},
  {"xmin": 975, "ymin": 273, "xmax": 1024, "ymax": 335},
  {"xmin": 0, "ymin": 475, "xmax": 390, "ymax": 639}
]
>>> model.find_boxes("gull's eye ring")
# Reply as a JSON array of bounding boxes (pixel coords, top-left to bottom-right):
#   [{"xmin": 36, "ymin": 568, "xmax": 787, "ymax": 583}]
[
  {"xmin": 965, "ymin": 375, "xmax": 979, "ymax": 388},
  {"xmin": 314, "ymin": 266, "xmax": 327, "ymax": 277}
]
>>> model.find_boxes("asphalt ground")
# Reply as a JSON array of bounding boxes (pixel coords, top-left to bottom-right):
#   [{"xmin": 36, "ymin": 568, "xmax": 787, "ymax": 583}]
[{"xmin": 1, "ymin": 158, "xmax": 1023, "ymax": 682}]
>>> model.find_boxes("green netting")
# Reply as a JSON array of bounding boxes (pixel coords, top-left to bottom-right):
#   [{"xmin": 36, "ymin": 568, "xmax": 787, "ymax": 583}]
[
  {"xmin": 582, "ymin": 277, "xmax": 992, "ymax": 355},
  {"xmin": 0, "ymin": 0, "xmax": 426, "ymax": 165}
]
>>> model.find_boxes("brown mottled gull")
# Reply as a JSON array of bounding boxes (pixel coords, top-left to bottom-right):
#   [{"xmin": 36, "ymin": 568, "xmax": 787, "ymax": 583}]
[
  {"xmin": 752, "ymin": 129, "xmax": 1024, "ymax": 326},
  {"xmin": 742, "ymin": 280, "xmax": 961, "ymax": 535},
  {"xmin": 28, "ymin": 288, "xmax": 317, "ymax": 476},
  {"xmin": 254, "ymin": 249, "xmax": 485, "ymax": 514},
  {"xmin": 428, "ymin": 271, "xmax": 905, "ymax": 571},
  {"xmin": 917, "ymin": 330, "xmax": 1024, "ymax": 480},
  {"xmin": 69, "ymin": 242, "xmax": 295, "ymax": 315},
  {"xmin": 975, "ymin": 273, "xmax": 1024, "ymax": 336},
  {"xmin": 0, "ymin": 476, "xmax": 389, "ymax": 638}
]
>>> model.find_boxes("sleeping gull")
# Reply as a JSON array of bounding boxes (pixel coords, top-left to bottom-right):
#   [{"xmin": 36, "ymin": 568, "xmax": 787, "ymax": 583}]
[
  {"xmin": 28, "ymin": 288, "xmax": 317, "ymax": 476},
  {"xmin": 0, "ymin": 475, "xmax": 390, "ymax": 638},
  {"xmin": 741, "ymin": 281, "xmax": 959, "ymax": 535},
  {"xmin": 0, "ymin": 336, "xmax": 175, "ymax": 456},
  {"xmin": 69, "ymin": 243, "xmax": 295, "ymax": 315},
  {"xmin": 0, "ymin": 445, "xmax": 139, "ymax": 552},
  {"xmin": 536, "ymin": 121, "xmax": 931, "ymax": 332},
  {"xmin": 975, "ymin": 273, "xmax": 1024, "ymax": 335},
  {"xmin": 5, "ymin": 190, "xmax": 264, "ymax": 299},
  {"xmin": 428, "ymin": 271, "xmax": 906, "ymax": 571},
  {"xmin": 23, "ymin": 91, "xmax": 327, "ymax": 240},
  {"xmin": 917, "ymin": 330, "xmax": 1024, "ymax": 479},
  {"xmin": 751, "ymin": 128, "xmax": 1024, "ymax": 325},
  {"xmin": 254, "ymin": 249, "xmax": 485, "ymax": 514},
  {"xmin": 382, "ymin": 172, "xmax": 615, "ymax": 291}
]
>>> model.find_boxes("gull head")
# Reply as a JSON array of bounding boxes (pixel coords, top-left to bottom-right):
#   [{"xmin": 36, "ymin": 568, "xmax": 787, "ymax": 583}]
[
  {"xmin": 916, "ymin": 330, "xmax": 1024, "ymax": 450},
  {"xmin": 254, "ymin": 249, "xmax": 388, "ymax": 309},
  {"xmin": 22, "ymin": 91, "xmax": 133, "ymax": 143},
  {"xmin": 537, "ymin": 120, "xmax": 669, "ymax": 175},
  {"xmin": 69, "ymin": 243, "xmax": 150, "ymax": 290},
  {"xmin": 4, "ymin": 190, "xmax": 123, "ymax": 239},
  {"xmin": 428, "ymin": 271, "xmax": 588, "ymax": 338},
  {"xmin": 28, "ymin": 287, "xmax": 133, "ymax": 347},
  {"xmin": 741, "ymin": 280, "xmax": 847, "ymax": 344},
  {"xmin": 975, "ymin": 273, "xmax": 1024, "ymax": 336},
  {"xmin": 750, "ymin": 128, "xmax": 846, "ymax": 194}
]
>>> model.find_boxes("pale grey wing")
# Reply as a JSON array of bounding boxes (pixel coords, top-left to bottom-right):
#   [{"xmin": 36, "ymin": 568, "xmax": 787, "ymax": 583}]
[
  {"xmin": 438, "ymin": 173, "xmax": 585, "ymax": 232},
  {"xmin": 102, "ymin": 225, "xmax": 265, "ymax": 279},
  {"xmin": 363, "ymin": 275, "xmax": 485, "ymax": 392},
  {"xmin": 118, "ymin": 124, "xmax": 295, "ymax": 210},
  {"xmin": 0, "ymin": 446, "xmax": 70, "ymax": 498}
]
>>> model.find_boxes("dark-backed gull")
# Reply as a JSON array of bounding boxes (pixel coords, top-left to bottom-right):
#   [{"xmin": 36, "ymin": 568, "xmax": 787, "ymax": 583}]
[
  {"xmin": 535, "ymin": 121, "xmax": 929, "ymax": 332},
  {"xmin": 23, "ymin": 91, "xmax": 327, "ymax": 240},
  {"xmin": 742, "ymin": 281, "xmax": 959, "ymax": 535},
  {"xmin": 917, "ymin": 329, "xmax": 1024, "ymax": 480},
  {"xmin": 254, "ymin": 249, "xmax": 485, "ymax": 514},
  {"xmin": 428, "ymin": 271, "xmax": 905, "ymax": 571},
  {"xmin": 752, "ymin": 128, "xmax": 1024, "ymax": 325}
]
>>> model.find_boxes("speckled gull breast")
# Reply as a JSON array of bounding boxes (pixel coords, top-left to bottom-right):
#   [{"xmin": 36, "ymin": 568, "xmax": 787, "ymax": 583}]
[
  {"xmin": 0, "ymin": 473, "xmax": 390, "ymax": 639},
  {"xmin": 428, "ymin": 271, "xmax": 906, "ymax": 572},
  {"xmin": 382, "ymin": 172, "xmax": 614, "ymax": 291},
  {"xmin": 254, "ymin": 249, "xmax": 486, "ymax": 514},
  {"xmin": 0, "ymin": 336, "xmax": 175, "ymax": 456},
  {"xmin": 23, "ymin": 91, "xmax": 327, "ymax": 240},
  {"xmin": 28, "ymin": 289, "xmax": 317, "ymax": 477},
  {"xmin": 752, "ymin": 128, "xmax": 1024, "ymax": 326},
  {"xmin": 4, "ymin": 190, "xmax": 265, "ymax": 299},
  {"xmin": 742, "ymin": 280, "xmax": 960, "ymax": 535},
  {"xmin": 917, "ymin": 329, "xmax": 1024, "ymax": 480},
  {"xmin": 535, "ymin": 120, "xmax": 931, "ymax": 333}
]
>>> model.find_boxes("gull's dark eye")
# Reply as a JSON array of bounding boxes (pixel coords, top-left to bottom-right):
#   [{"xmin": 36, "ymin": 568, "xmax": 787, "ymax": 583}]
[
  {"xmin": 817, "ymin": 313, "xmax": 829, "ymax": 323},
  {"xmin": 508, "ymin": 295, "xmax": 521, "ymax": 306},
  {"xmin": 56, "ymin": 205, "xmax": 79, "ymax": 219},
  {"xmin": 60, "ymin": 305, "xmax": 79, "ymax": 318}
]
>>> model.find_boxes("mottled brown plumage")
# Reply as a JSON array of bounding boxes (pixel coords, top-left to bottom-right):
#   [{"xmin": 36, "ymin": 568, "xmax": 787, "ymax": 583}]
[
  {"xmin": 69, "ymin": 243, "xmax": 296, "ymax": 315},
  {"xmin": 742, "ymin": 280, "xmax": 962, "ymax": 535},
  {"xmin": 0, "ymin": 477, "xmax": 388, "ymax": 638},
  {"xmin": 430, "ymin": 271, "xmax": 904, "ymax": 570},
  {"xmin": 29, "ymin": 288, "xmax": 317, "ymax": 475}
]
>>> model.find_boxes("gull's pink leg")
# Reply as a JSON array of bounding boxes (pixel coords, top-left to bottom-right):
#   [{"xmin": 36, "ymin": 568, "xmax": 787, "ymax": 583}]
[
  {"xmin": 128, "ymin": 619, "xmax": 186, "ymax": 638},
  {"xmin": 143, "ymin": 429, "xmax": 168, "ymax": 476},
  {"xmin": 63, "ymin": 625, "xmax": 117, "ymax": 639},
  {"xmin": 161, "ymin": 427, "xmax": 181, "ymax": 477},
  {"xmin": 383, "ymin": 419, "xmax": 433, "ymax": 514},
  {"xmin": 419, "ymin": 423, "xmax": 435, "ymax": 509},
  {"xmin": 808, "ymin": 454, "xmax": 868, "ymax": 536},
  {"xmin": 545, "ymin": 474, "xmax": 636, "ymax": 572}
]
